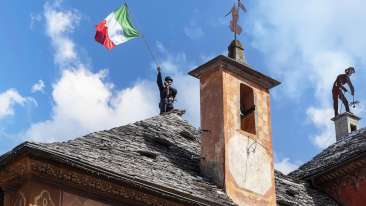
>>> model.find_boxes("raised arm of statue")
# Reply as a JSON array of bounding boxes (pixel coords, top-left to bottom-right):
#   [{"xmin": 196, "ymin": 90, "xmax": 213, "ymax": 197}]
[{"xmin": 157, "ymin": 66, "xmax": 163, "ymax": 91}]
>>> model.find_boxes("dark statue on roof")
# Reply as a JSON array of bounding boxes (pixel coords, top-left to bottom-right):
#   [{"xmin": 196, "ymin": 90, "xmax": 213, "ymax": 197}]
[
  {"xmin": 332, "ymin": 67, "xmax": 357, "ymax": 117},
  {"xmin": 157, "ymin": 66, "xmax": 177, "ymax": 114}
]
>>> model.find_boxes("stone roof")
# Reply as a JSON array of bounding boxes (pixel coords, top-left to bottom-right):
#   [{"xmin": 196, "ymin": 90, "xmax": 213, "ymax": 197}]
[
  {"xmin": 1, "ymin": 113, "xmax": 235, "ymax": 206},
  {"xmin": 0, "ymin": 113, "xmax": 337, "ymax": 205},
  {"xmin": 290, "ymin": 128, "xmax": 366, "ymax": 180},
  {"xmin": 275, "ymin": 171, "xmax": 338, "ymax": 206}
]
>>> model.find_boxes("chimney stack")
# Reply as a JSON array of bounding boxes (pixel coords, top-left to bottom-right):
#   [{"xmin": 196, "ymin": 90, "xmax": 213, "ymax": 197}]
[
  {"xmin": 228, "ymin": 40, "xmax": 246, "ymax": 64},
  {"xmin": 331, "ymin": 112, "xmax": 361, "ymax": 141},
  {"xmin": 189, "ymin": 40, "xmax": 280, "ymax": 206}
]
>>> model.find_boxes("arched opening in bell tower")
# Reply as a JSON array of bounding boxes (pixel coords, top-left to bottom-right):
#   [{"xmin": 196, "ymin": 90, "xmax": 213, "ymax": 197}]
[{"xmin": 240, "ymin": 83, "xmax": 256, "ymax": 135}]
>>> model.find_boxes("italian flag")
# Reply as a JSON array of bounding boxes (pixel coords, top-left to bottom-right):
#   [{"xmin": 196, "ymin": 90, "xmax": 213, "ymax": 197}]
[{"xmin": 95, "ymin": 4, "xmax": 140, "ymax": 49}]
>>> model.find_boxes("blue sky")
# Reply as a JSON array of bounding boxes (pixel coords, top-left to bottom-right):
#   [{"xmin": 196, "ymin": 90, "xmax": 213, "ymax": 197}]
[{"xmin": 1, "ymin": 0, "xmax": 366, "ymax": 174}]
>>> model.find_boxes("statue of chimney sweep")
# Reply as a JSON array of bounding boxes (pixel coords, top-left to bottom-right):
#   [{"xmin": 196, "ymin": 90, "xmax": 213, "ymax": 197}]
[
  {"xmin": 157, "ymin": 66, "xmax": 177, "ymax": 114},
  {"xmin": 332, "ymin": 67, "xmax": 355, "ymax": 117}
]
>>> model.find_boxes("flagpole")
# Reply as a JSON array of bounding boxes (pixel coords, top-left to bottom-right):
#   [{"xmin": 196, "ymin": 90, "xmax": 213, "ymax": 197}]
[
  {"xmin": 123, "ymin": 1, "xmax": 161, "ymax": 67},
  {"xmin": 141, "ymin": 35, "xmax": 161, "ymax": 66}
]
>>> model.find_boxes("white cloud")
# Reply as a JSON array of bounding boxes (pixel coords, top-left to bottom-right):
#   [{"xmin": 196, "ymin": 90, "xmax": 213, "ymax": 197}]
[
  {"xmin": 31, "ymin": 80, "xmax": 46, "ymax": 93},
  {"xmin": 25, "ymin": 63, "xmax": 201, "ymax": 142},
  {"xmin": 249, "ymin": 0, "xmax": 366, "ymax": 148},
  {"xmin": 155, "ymin": 41, "xmax": 188, "ymax": 73},
  {"xmin": 0, "ymin": 89, "xmax": 29, "ymax": 120},
  {"xmin": 307, "ymin": 107, "xmax": 335, "ymax": 149},
  {"xmin": 172, "ymin": 73, "xmax": 200, "ymax": 126},
  {"xmin": 307, "ymin": 99, "xmax": 366, "ymax": 149},
  {"xmin": 26, "ymin": 67, "xmax": 158, "ymax": 142},
  {"xmin": 44, "ymin": 2, "xmax": 80, "ymax": 67},
  {"xmin": 275, "ymin": 158, "xmax": 300, "ymax": 175}
]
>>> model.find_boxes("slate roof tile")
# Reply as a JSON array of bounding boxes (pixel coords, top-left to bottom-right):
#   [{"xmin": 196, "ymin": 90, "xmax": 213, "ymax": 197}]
[{"xmin": 275, "ymin": 171, "xmax": 338, "ymax": 206}]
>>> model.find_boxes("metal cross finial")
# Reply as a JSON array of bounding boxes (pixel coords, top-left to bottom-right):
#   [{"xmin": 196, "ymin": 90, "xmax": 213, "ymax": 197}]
[{"xmin": 226, "ymin": 0, "xmax": 247, "ymax": 40}]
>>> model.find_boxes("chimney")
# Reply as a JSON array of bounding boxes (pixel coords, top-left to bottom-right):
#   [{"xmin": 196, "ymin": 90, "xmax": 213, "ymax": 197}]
[
  {"xmin": 228, "ymin": 40, "xmax": 246, "ymax": 64},
  {"xmin": 189, "ymin": 40, "xmax": 280, "ymax": 206},
  {"xmin": 331, "ymin": 112, "xmax": 361, "ymax": 141}
]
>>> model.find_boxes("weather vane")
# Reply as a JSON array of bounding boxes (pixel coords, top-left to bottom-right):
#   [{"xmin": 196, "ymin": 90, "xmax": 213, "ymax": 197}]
[{"xmin": 226, "ymin": 0, "xmax": 247, "ymax": 40}]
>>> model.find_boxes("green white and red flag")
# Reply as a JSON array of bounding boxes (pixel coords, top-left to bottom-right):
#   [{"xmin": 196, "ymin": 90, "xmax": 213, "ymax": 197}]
[{"xmin": 95, "ymin": 4, "xmax": 140, "ymax": 49}]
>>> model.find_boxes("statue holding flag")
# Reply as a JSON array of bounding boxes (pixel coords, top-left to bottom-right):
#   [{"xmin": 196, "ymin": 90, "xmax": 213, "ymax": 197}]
[
  {"xmin": 95, "ymin": 3, "xmax": 180, "ymax": 115},
  {"xmin": 157, "ymin": 66, "xmax": 177, "ymax": 114}
]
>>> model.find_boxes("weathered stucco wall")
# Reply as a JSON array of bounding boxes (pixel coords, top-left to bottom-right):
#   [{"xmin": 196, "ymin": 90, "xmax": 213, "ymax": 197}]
[
  {"xmin": 222, "ymin": 69, "xmax": 276, "ymax": 206},
  {"xmin": 198, "ymin": 61, "xmax": 276, "ymax": 206},
  {"xmin": 334, "ymin": 180, "xmax": 366, "ymax": 206},
  {"xmin": 200, "ymin": 67, "xmax": 226, "ymax": 187},
  {"xmin": 320, "ymin": 166, "xmax": 366, "ymax": 206}
]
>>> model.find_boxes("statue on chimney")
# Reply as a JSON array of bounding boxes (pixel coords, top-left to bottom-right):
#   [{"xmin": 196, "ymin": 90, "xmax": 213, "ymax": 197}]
[
  {"xmin": 157, "ymin": 66, "xmax": 177, "ymax": 114},
  {"xmin": 332, "ymin": 67, "xmax": 356, "ymax": 117}
]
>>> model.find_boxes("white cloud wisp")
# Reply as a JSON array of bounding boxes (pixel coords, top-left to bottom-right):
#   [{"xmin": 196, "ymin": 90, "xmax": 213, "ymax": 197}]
[
  {"xmin": 44, "ymin": 2, "xmax": 80, "ymax": 67},
  {"xmin": 275, "ymin": 158, "xmax": 300, "ymax": 175},
  {"xmin": 0, "ymin": 89, "xmax": 31, "ymax": 120},
  {"xmin": 26, "ymin": 68, "xmax": 158, "ymax": 142},
  {"xmin": 31, "ymin": 80, "xmax": 46, "ymax": 93}
]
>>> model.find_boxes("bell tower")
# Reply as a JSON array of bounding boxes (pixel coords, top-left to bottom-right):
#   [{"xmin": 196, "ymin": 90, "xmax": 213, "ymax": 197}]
[{"xmin": 189, "ymin": 40, "xmax": 280, "ymax": 206}]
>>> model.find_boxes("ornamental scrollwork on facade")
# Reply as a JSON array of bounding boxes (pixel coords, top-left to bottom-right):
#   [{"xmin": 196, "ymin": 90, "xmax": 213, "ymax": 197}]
[
  {"xmin": 30, "ymin": 160, "xmax": 183, "ymax": 206},
  {"xmin": 13, "ymin": 192, "xmax": 26, "ymax": 206},
  {"xmin": 33, "ymin": 190, "xmax": 56, "ymax": 206}
]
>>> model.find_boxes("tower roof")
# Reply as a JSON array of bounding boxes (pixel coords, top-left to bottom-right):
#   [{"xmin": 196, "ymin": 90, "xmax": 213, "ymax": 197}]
[{"xmin": 188, "ymin": 55, "xmax": 280, "ymax": 90}]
